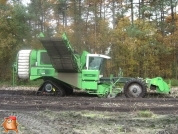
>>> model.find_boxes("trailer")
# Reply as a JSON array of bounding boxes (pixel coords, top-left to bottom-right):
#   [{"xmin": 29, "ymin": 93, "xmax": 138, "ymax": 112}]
[{"xmin": 15, "ymin": 33, "xmax": 171, "ymax": 98}]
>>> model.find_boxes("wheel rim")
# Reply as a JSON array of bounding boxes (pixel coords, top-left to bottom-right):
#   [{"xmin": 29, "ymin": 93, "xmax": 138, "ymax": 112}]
[
  {"xmin": 128, "ymin": 84, "xmax": 142, "ymax": 97},
  {"xmin": 44, "ymin": 83, "xmax": 53, "ymax": 92}
]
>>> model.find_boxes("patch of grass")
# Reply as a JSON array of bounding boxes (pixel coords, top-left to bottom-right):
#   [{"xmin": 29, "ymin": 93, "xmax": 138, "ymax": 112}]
[
  {"xmin": 0, "ymin": 80, "xmax": 12, "ymax": 86},
  {"xmin": 0, "ymin": 78, "xmax": 43, "ymax": 87},
  {"xmin": 81, "ymin": 111, "xmax": 105, "ymax": 119},
  {"xmin": 136, "ymin": 110, "xmax": 154, "ymax": 118},
  {"xmin": 118, "ymin": 126, "xmax": 126, "ymax": 132},
  {"xmin": 16, "ymin": 79, "xmax": 43, "ymax": 86},
  {"xmin": 167, "ymin": 79, "xmax": 178, "ymax": 87}
]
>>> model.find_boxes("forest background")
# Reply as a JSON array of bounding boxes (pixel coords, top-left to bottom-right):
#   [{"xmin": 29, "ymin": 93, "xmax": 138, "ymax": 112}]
[{"xmin": 0, "ymin": 0, "xmax": 178, "ymax": 82}]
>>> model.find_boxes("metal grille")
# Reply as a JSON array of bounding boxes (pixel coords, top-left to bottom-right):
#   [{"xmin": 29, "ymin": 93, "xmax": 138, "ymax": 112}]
[{"xmin": 40, "ymin": 37, "xmax": 79, "ymax": 73}]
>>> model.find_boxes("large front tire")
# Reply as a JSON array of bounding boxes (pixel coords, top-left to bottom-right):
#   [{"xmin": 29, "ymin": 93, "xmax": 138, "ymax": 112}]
[{"xmin": 124, "ymin": 79, "xmax": 147, "ymax": 98}]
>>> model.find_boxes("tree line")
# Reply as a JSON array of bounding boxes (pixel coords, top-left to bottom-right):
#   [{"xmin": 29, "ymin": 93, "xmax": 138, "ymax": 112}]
[{"xmin": 0, "ymin": 0, "xmax": 178, "ymax": 81}]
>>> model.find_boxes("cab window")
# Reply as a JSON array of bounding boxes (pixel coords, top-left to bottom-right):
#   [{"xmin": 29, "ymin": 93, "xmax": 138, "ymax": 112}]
[{"xmin": 40, "ymin": 52, "xmax": 51, "ymax": 65}]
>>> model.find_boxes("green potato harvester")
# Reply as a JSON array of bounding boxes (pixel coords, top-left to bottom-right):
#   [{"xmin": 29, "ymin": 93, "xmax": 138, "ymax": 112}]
[{"xmin": 14, "ymin": 33, "xmax": 171, "ymax": 98}]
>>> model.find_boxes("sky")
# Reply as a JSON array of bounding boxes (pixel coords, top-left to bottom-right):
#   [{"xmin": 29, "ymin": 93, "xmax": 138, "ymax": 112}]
[{"xmin": 21, "ymin": 0, "xmax": 30, "ymax": 5}]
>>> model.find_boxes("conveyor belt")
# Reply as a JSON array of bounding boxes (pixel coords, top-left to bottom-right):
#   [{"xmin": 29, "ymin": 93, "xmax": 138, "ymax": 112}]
[{"xmin": 40, "ymin": 37, "xmax": 79, "ymax": 73}]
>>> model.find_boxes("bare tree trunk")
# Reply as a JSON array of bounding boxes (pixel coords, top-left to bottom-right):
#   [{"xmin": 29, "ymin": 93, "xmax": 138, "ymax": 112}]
[
  {"xmin": 112, "ymin": 0, "xmax": 115, "ymax": 28},
  {"xmin": 103, "ymin": 0, "xmax": 105, "ymax": 20},
  {"xmin": 131, "ymin": 0, "xmax": 134, "ymax": 24},
  {"xmin": 141, "ymin": 0, "xmax": 144, "ymax": 19},
  {"xmin": 85, "ymin": 1, "xmax": 89, "ymax": 31},
  {"xmin": 170, "ymin": 0, "xmax": 175, "ymax": 33},
  {"xmin": 100, "ymin": 0, "xmax": 102, "ymax": 19},
  {"xmin": 40, "ymin": 0, "xmax": 44, "ymax": 32}
]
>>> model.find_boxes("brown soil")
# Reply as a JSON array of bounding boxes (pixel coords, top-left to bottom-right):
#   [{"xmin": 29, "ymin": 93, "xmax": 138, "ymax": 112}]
[{"xmin": 0, "ymin": 88, "xmax": 178, "ymax": 134}]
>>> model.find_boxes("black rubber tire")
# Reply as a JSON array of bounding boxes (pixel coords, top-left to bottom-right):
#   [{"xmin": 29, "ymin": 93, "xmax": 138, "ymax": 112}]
[
  {"xmin": 65, "ymin": 87, "xmax": 73, "ymax": 95},
  {"xmin": 52, "ymin": 82, "xmax": 66, "ymax": 97},
  {"xmin": 124, "ymin": 79, "xmax": 147, "ymax": 98},
  {"xmin": 55, "ymin": 82, "xmax": 73, "ymax": 96},
  {"xmin": 61, "ymin": 84, "xmax": 73, "ymax": 95},
  {"xmin": 37, "ymin": 80, "xmax": 66, "ymax": 97},
  {"xmin": 55, "ymin": 86, "xmax": 65, "ymax": 97},
  {"xmin": 44, "ymin": 83, "xmax": 53, "ymax": 92},
  {"xmin": 36, "ymin": 91, "xmax": 43, "ymax": 96}
]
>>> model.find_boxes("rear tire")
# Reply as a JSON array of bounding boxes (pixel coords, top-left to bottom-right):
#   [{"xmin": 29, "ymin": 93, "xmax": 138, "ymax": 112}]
[{"xmin": 124, "ymin": 79, "xmax": 147, "ymax": 98}]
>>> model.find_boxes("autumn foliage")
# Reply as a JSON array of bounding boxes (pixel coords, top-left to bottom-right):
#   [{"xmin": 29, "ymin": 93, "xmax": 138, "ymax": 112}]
[{"xmin": 0, "ymin": 0, "xmax": 178, "ymax": 81}]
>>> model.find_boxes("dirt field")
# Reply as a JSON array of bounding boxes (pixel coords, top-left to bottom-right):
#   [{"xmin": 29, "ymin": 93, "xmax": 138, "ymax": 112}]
[{"xmin": 0, "ymin": 86, "xmax": 178, "ymax": 134}]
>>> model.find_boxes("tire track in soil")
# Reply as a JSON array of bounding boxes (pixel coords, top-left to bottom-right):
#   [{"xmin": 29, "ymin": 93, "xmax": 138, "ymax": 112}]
[
  {"xmin": 0, "ymin": 90, "xmax": 178, "ymax": 114},
  {"xmin": 0, "ymin": 111, "xmax": 61, "ymax": 134},
  {"xmin": 0, "ymin": 90, "xmax": 178, "ymax": 133},
  {"xmin": 17, "ymin": 112, "xmax": 60, "ymax": 134}
]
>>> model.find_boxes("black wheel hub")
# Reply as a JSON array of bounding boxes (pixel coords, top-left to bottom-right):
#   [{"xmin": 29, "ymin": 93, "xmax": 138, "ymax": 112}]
[
  {"xmin": 132, "ymin": 88, "xmax": 137, "ymax": 93},
  {"xmin": 44, "ymin": 83, "xmax": 53, "ymax": 92}
]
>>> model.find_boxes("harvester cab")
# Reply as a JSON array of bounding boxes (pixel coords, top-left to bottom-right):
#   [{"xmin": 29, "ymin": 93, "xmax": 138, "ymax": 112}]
[{"xmin": 87, "ymin": 54, "xmax": 110, "ymax": 72}]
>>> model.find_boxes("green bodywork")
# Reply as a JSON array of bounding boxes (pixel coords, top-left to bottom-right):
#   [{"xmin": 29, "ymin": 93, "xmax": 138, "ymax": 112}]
[
  {"xmin": 15, "ymin": 33, "xmax": 171, "ymax": 97},
  {"xmin": 16, "ymin": 33, "xmax": 114, "ymax": 96},
  {"xmin": 146, "ymin": 77, "xmax": 171, "ymax": 93},
  {"xmin": 29, "ymin": 50, "xmax": 56, "ymax": 80}
]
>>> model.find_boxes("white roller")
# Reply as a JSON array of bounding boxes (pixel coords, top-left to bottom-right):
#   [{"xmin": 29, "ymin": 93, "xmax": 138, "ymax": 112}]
[
  {"xmin": 18, "ymin": 66, "xmax": 29, "ymax": 69},
  {"xmin": 18, "ymin": 75, "xmax": 29, "ymax": 79},
  {"xmin": 18, "ymin": 62, "xmax": 29, "ymax": 66},
  {"xmin": 18, "ymin": 59, "xmax": 29, "ymax": 63},
  {"xmin": 18, "ymin": 68, "xmax": 29, "ymax": 72},
  {"xmin": 18, "ymin": 57, "xmax": 30, "ymax": 60},
  {"xmin": 17, "ymin": 50, "xmax": 32, "ymax": 79},
  {"xmin": 18, "ymin": 72, "xmax": 29, "ymax": 75},
  {"xmin": 18, "ymin": 53, "xmax": 31, "ymax": 57}
]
